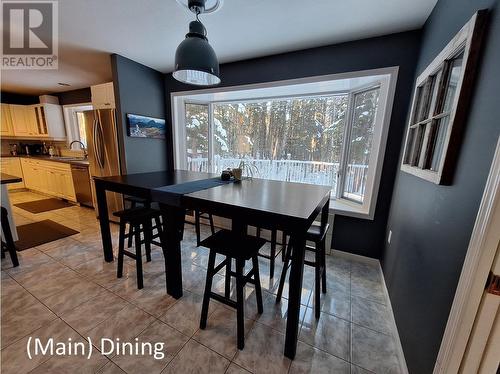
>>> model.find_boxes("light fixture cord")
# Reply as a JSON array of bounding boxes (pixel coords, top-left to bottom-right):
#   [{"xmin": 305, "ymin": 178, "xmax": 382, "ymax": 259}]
[{"xmin": 195, "ymin": 8, "xmax": 207, "ymax": 36}]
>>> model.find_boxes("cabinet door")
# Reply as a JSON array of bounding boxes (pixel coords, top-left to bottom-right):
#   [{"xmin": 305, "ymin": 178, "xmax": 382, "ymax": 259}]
[
  {"xmin": 91, "ymin": 82, "xmax": 114, "ymax": 109},
  {"xmin": 1, "ymin": 158, "xmax": 25, "ymax": 189},
  {"xmin": 59, "ymin": 171, "xmax": 76, "ymax": 201},
  {"xmin": 1, "ymin": 104, "xmax": 14, "ymax": 135},
  {"xmin": 20, "ymin": 161, "xmax": 36, "ymax": 189},
  {"xmin": 10, "ymin": 105, "xmax": 31, "ymax": 136}
]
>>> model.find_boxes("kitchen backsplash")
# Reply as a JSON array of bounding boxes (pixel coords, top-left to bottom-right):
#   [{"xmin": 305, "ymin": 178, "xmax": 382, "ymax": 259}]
[{"xmin": 1, "ymin": 139, "xmax": 85, "ymax": 157}]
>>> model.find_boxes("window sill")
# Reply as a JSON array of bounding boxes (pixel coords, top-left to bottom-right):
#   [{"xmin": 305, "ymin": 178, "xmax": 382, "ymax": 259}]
[{"xmin": 330, "ymin": 198, "xmax": 373, "ymax": 220}]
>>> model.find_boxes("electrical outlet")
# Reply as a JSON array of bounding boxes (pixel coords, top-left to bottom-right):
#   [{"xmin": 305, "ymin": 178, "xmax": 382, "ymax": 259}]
[{"xmin": 388, "ymin": 230, "xmax": 392, "ymax": 244}]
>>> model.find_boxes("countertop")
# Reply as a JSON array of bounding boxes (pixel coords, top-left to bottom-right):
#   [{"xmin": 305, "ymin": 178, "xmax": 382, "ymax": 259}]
[
  {"xmin": 1, "ymin": 155, "xmax": 90, "ymax": 167},
  {"xmin": 0, "ymin": 173, "xmax": 22, "ymax": 184}
]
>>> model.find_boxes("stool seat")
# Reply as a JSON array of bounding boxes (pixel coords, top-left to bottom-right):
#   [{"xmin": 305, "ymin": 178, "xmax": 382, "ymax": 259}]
[
  {"xmin": 113, "ymin": 207, "xmax": 159, "ymax": 221},
  {"xmin": 306, "ymin": 223, "xmax": 330, "ymax": 242},
  {"xmin": 200, "ymin": 230, "xmax": 266, "ymax": 260}
]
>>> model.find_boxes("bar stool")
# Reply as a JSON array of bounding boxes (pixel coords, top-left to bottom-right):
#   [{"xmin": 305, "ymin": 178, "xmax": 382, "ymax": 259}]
[
  {"xmin": 114, "ymin": 207, "xmax": 162, "ymax": 289},
  {"xmin": 124, "ymin": 196, "xmax": 163, "ymax": 247},
  {"xmin": 255, "ymin": 227, "xmax": 288, "ymax": 278},
  {"xmin": 199, "ymin": 229, "xmax": 265, "ymax": 350},
  {"xmin": 276, "ymin": 221, "xmax": 329, "ymax": 319},
  {"xmin": 1, "ymin": 207, "xmax": 19, "ymax": 267}
]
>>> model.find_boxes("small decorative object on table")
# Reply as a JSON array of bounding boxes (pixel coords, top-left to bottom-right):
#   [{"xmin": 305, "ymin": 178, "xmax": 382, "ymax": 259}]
[{"xmin": 221, "ymin": 169, "xmax": 232, "ymax": 181}]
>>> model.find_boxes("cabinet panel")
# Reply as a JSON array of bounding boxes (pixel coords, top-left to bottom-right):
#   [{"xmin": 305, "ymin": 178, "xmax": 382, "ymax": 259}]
[
  {"xmin": 10, "ymin": 105, "xmax": 32, "ymax": 136},
  {"xmin": 0, "ymin": 158, "xmax": 25, "ymax": 189},
  {"xmin": 91, "ymin": 82, "xmax": 115, "ymax": 109},
  {"xmin": 1, "ymin": 104, "xmax": 14, "ymax": 136}
]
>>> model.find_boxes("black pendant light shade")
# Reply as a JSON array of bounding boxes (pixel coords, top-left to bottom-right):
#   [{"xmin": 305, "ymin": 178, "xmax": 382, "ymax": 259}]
[{"xmin": 173, "ymin": 20, "xmax": 220, "ymax": 86}]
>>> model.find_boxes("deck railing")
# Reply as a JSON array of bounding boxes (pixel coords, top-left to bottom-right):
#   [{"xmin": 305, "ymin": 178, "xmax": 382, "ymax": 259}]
[{"xmin": 187, "ymin": 156, "xmax": 368, "ymax": 202}]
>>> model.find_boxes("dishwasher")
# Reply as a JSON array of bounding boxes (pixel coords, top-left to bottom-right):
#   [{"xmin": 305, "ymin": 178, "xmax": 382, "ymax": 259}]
[{"xmin": 70, "ymin": 164, "xmax": 93, "ymax": 207}]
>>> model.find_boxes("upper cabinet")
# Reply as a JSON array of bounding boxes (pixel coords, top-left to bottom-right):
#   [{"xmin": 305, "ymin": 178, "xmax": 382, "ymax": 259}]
[
  {"xmin": 10, "ymin": 104, "xmax": 37, "ymax": 137},
  {"xmin": 91, "ymin": 82, "xmax": 115, "ymax": 109},
  {"xmin": 1, "ymin": 104, "xmax": 14, "ymax": 136},
  {"xmin": 1, "ymin": 103, "xmax": 66, "ymax": 140}
]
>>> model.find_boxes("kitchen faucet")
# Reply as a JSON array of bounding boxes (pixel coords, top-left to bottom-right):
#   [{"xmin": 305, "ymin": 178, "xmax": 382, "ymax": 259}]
[{"xmin": 70, "ymin": 140, "xmax": 88, "ymax": 158}]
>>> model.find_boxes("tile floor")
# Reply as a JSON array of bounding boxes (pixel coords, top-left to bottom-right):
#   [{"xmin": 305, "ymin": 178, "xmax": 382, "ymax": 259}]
[{"xmin": 1, "ymin": 191, "xmax": 403, "ymax": 373}]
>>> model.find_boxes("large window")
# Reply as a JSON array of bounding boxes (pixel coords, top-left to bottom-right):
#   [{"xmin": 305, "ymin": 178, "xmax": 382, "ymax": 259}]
[{"xmin": 174, "ymin": 70, "xmax": 396, "ymax": 217}]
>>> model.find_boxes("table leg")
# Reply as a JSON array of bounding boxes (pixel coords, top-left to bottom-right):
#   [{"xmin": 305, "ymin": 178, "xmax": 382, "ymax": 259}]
[
  {"xmin": 161, "ymin": 204, "xmax": 184, "ymax": 299},
  {"xmin": 95, "ymin": 180, "xmax": 113, "ymax": 262},
  {"xmin": 284, "ymin": 231, "xmax": 307, "ymax": 359}
]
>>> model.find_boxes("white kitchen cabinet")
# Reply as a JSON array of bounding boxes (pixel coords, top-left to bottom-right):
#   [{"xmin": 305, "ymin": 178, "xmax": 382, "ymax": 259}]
[{"xmin": 91, "ymin": 82, "xmax": 115, "ymax": 109}]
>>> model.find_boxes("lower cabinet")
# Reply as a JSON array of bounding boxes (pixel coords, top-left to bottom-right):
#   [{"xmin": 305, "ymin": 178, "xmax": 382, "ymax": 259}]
[
  {"xmin": 20, "ymin": 158, "xmax": 77, "ymax": 202},
  {"xmin": 0, "ymin": 158, "xmax": 25, "ymax": 190}
]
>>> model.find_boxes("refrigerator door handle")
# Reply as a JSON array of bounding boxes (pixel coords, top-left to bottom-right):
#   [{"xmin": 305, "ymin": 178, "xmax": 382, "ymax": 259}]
[
  {"xmin": 96, "ymin": 112, "xmax": 105, "ymax": 168},
  {"xmin": 92, "ymin": 118, "xmax": 99, "ymax": 167}
]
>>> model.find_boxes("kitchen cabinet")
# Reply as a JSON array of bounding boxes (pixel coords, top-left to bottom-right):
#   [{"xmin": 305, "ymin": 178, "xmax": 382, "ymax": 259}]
[
  {"xmin": 20, "ymin": 158, "xmax": 77, "ymax": 201},
  {"xmin": 91, "ymin": 82, "xmax": 115, "ymax": 109},
  {"xmin": 10, "ymin": 104, "xmax": 37, "ymax": 137},
  {"xmin": 1, "ymin": 104, "xmax": 14, "ymax": 136},
  {"xmin": 2, "ymin": 103, "xmax": 66, "ymax": 139},
  {"xmin": 0, "ymin": 158, "xmax": 25, "ymax": 190}
]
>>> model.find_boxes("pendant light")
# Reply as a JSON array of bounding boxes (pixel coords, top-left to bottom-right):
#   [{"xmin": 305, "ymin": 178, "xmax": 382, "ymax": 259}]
[{"xmin": 173, "ymin": 0, "xmax": 221, "ymax": 86}]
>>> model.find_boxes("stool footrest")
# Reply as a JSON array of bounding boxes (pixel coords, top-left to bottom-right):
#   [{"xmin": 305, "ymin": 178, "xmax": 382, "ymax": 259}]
[{"xmin": 209, "ymin": 292, "xmax": 238, "ymax": 309}]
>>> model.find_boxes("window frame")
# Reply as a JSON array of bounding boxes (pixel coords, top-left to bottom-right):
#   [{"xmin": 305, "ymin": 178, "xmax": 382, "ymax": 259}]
[
  {"xmin": 400, "ymin": 11, "xmax": 487, "ymax": 184},
  {"xmin": 172, "ymin": 67, "xmax": 398, "ymax": 219}
]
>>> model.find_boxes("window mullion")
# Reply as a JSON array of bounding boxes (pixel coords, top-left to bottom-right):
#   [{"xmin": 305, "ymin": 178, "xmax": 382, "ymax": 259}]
[
  {"xmin": 337, "ymin": 92, "xmax": 354, "ymax": 199},
  {"xmin": 208, "ymin": 102, "xmax": 214, "ymax": 173}
]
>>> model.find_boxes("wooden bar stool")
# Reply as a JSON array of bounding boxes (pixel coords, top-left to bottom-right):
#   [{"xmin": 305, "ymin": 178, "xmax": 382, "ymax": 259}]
[
  {"xmin": 114, "ymin": 207, "xmax": 162, "ymax": 289},
  {"xmin": 276, "ymin": 221, "xmax": 329, "ymax": 319},
  {"xmin": 124, "ymin": 196, "xmax": 163, "ymax": 247},
  {"xmin": 1, "ymin": 207, "xmax": 19, "ymax": 267},
  {"xmin": 199, "ymin": 230, "xmax": 265, "ymax": 350},
  {"xmin": 255, "ymin": 227, "xmax": 289, "ymax": 278}
]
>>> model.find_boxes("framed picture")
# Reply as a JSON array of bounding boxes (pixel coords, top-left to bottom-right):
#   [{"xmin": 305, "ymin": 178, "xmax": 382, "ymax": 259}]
[
  {"xmin": 126, "ymin": 113, "xmax": 166, "ymax": 139},
  {"xmin": 400, "ymin": 11, "xmax": 486, "ymax": 184}
]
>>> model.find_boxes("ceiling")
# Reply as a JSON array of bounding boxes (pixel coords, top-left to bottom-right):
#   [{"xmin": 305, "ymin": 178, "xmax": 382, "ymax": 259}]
[{"xmin": 1, "ymin": 0, "xmax": 437, "ymax": 95}]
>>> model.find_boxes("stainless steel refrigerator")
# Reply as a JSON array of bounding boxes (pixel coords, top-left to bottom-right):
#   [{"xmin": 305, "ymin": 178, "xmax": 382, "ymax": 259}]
[{"xmin": 83, "ymin": 109, "xmax": 123, "ymax": 222}]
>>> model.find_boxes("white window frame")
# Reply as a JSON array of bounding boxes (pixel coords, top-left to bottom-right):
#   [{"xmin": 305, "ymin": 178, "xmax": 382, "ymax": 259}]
[{"xmin": 172, "ymin": 67, "xmax": 398, "ymax": 219}]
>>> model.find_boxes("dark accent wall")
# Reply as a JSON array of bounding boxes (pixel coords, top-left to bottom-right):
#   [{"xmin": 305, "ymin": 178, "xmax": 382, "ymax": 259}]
[
  {"xmin": 0, "ymin": 91, "xmax": 38, "ymax": 104},
  {"xmin": 55, "ymin": 88, "xmax": 91, "ymax": 105},
  {"xmin": 164, "ymin": 31, "xmax": 422, "ymax": 257},
  {"xmin": 382, "ymin": 1, "xmax": 500, "ymax": 373},
  {"xmin": 111, "ymin": 54, "xmax": 167, "ymax": 174}
]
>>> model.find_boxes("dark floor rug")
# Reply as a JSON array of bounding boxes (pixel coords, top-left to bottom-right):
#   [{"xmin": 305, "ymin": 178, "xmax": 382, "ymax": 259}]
[
  {"xmin": 15, "ymin": 220, "xmax": 79, "ymax": 251},
  {"xmin": 14, "ymin": 198, "xmax": 73, "ymax": 213}
]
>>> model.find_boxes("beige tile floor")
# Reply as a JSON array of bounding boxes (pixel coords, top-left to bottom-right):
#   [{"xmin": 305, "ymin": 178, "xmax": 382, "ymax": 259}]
[{"xmin": 1, "ymin": 191, "xmax": 403, "ymax": 374}]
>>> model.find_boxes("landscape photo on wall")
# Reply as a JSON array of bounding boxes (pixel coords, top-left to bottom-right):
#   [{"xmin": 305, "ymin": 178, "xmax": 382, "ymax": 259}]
[{"xmin": 126, "ymin": 113, "xmax": 166, "ymax": 139}]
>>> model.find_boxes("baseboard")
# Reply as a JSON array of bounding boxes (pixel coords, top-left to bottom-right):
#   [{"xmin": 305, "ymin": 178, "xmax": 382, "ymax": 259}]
[
  {"xmin": 332, "ymin": 249, "xmax": 409, "ymax": 374},
  {"xmin": 331, "ymin": 249, "xmax": 379, "ymax": 265}
]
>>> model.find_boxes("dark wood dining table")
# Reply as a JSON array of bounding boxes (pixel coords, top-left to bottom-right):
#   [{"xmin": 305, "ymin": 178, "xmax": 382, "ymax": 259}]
[{"xmin": 94, "ymin": 170, "xmax": 331, "ymax": 359}]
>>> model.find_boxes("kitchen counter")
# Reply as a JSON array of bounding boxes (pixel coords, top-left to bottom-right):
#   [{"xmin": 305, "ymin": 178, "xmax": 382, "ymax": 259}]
[{"xmin": 1, "ymin": 155, "xmax": 89, "ymax": 167}]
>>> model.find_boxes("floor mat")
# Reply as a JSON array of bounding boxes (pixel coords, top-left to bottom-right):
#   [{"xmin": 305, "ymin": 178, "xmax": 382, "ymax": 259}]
[
  {"xmin": 15, "ymin": 220, "xmax": 79, "ymax": 251},
  {"xmin": 14, "ymin": 198, "xmax": 73, "ymax": 213}
]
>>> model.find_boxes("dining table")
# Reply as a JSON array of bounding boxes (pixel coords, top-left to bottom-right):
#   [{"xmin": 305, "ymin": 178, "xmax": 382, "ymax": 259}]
[{"xmin": 93, "ymin": 170, "xmax": 331, "ymax": 359}]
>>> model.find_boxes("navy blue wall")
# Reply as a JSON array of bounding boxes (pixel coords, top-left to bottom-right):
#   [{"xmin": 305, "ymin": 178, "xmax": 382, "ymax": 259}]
[
  {"xmin": 111, "ymin": 54, "xmax": 167, "ymax": 174},
  {"xmin": 164, "ymin": 31, "xmax": 422, "ymax": 257},
  {"xmin": 382, "ymin": 1, "xmax": 500, "ymax": 373},
  {"xmin": 0, "ymin": 91, "xmax": 38, "ymax": 104}
]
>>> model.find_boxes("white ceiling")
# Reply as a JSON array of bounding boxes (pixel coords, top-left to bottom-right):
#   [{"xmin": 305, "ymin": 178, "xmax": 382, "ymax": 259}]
[{"xmin": 1, "ymin": 0, "xmax": 437, "ymax": 95}]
